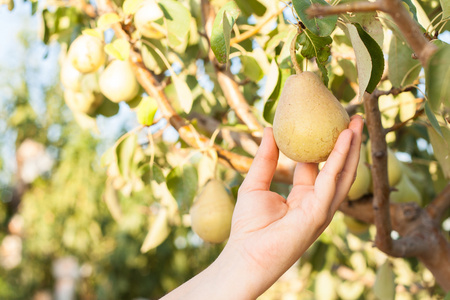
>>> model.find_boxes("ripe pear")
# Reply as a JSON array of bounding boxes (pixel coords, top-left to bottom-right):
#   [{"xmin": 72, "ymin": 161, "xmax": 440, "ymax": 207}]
[
  {"xmin": 60, "ymin": 59, "xmax": 83, "ymax": 91},
  {"xmin": 67, "ymin": 35, "xmax": 106, "ymax": 73},
  {"xmin": 134, "ymin": 0, "xmax": 165, "ymax": 39},
  {"xmin": 390, "ymin": 174, "xmax": 422, "ymax": 205},
  {"xmin": 272, "ymin": 72, "xmax": 350, "ymax": 163},
  {"xmin": 64, "ymin": 89, "xmax": 103, "ymax": 115},
  {"xmin": 99, "ymin": 60, "xmax": 140, "ymax": 103},
  {"xmin": 190, "ymin": 180, "xmax": 235, "ymax": 243},
  {"xmin": 367, "ymin": 141, "xmax": 402, "ymax": 187}
]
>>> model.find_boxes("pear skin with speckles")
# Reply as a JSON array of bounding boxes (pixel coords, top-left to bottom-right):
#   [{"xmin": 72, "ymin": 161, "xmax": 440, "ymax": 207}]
[{"xmin": 273, "ymin": 72, "xmax": 350, "ymax": 163}]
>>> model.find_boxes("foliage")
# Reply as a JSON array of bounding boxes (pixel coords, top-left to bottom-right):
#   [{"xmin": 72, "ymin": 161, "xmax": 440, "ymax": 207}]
[{"xmin": 0, "ymin": 0, "xmax": 449, "ymax": 298}]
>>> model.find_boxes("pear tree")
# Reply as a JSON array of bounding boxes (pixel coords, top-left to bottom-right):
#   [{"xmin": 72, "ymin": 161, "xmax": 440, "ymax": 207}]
[{"xmin": 4, "ymin": 0, "xmax": 450, "ymax": 297}]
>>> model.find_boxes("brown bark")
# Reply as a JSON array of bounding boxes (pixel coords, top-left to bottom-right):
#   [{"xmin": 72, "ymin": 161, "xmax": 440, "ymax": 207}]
[{"xmin": 307, "ymin": 0, "xmax": 438, "ymax": 65}]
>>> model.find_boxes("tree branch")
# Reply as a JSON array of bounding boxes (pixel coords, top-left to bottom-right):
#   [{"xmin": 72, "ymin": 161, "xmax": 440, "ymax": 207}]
[
  {"xmin": 426, "ymin": 183, "xmax": 450, "ymax": 222},
  {"xmin": 307, "ymin": 0, "xmax": 438, "ymax": 65},
  {"xmin": 230, "ymin": 5, "xmax": 287, "ymax": 46},
  {"xmin": 201, "ymin": 0, "xmax": 264, "ymax": 139},
  {"xmin": 363, "ymin": 92, "xmax": 396, "ymax": 254},
  {"xmin": 384, "ymin": 108, "xmax": 424, "ymax": 134}
]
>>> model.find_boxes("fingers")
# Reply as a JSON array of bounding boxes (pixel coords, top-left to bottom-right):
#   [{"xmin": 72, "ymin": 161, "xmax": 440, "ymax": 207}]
[
  {"xmin": 293, "ymin": 163, "xmax": 318, "ymax": 186},
  {"xmin": 239, "ymin": 127, "xmax": 279, "ymax": 193},
  {"xmin": 330, "ymin": 115, "xmax": 364, "ymax": 211},
  {"xmin": 314, "ymin": 128, "xmax": 354, "ymax": 203}
]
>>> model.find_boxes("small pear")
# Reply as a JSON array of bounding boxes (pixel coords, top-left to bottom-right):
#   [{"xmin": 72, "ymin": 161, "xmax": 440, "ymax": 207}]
[
  {"xmin": 190, "ymin": 180, "xmax": 235, "ymax": 243},
  {"xmin": 64, "ymin": 89, "xmax": 103, "ymax": 115},
  {"xmin": 99, "ymin": 60, "xmax": 140, "ymax": 103},
  {"xmin": 273, "ymin": 72, "xmax": 350, "ymax": 163},
  {"xmin": 390, "ymin": 174, "xmax": 422, "ymax": 205},
  {"xmin": 348, "ymin": 161, "xmax": 371, "ymax": 200},
  {"xmin": 67, "ymin": 35, "xmax": 105, "ymax": 73},
  {"xmin": 367, "ymin": 141, "xmax": 402, "ymax": 187},
  {"xmin": 134, "ymin": 0, "xmax": 165, "ymax": 39}
]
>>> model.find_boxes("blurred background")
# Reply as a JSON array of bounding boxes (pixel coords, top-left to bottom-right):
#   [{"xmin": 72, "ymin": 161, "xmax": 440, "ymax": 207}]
[{"xmin": 0, "ymin": 0, "xmax": 448, "ymax": 299}]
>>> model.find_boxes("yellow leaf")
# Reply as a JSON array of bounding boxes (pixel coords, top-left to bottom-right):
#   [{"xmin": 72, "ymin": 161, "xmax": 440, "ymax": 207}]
[{"xmin": 98, "ymin": 13, "xmax": 121, "ymax": 28}]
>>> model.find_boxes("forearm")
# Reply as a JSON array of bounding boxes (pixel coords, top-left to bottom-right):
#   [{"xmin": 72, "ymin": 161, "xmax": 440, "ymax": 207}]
[{"xmin": 160, "ymin": 245, "xmax": 269, "ymax": 300}]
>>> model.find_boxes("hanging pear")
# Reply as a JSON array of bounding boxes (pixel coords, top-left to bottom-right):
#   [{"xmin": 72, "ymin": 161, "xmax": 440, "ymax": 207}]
[
  {"xmin": 273, "ymin": 71, "xmax": 350, "ymax": 163},
  {"xmin": 190, "ymin": 180, "xmax": 235, "ymax": 243}
]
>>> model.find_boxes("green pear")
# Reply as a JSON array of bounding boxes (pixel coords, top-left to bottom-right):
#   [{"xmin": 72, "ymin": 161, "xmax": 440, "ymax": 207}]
[
  {"xmin": 99, "ymin": 60, "xmax": 140, "ymax": 103},
  {"xmin": 64, "ymin": 89, "xmax": 103, "ymax": 115},
  {"xmin": 390, "ymin": 174, "xmax": 422, "ymax": 205},
  {"xmin": 367, "ymin": 141, "xmax": 402, "ymax": 187},
  {"xmin": 67, "ymin": 34, "xmax": 105, "ymax": 73},
  {"xmin": 348, "ymin": 161, "xmax": 371, "ymax": 200},
  {"xmin": 343, "ymin": 216, "xmax": 370, "ymax": 235},
  {"xmin": 190, "ymin": 180, "xmax": 235, "ymax": 243},
  {"xmin": 373, "ymin": 260, "xmax": 396, "ymax": 300},
  {"xmin": 272, "ymin": 72, "xmax": 350, "ymax": 163},
  {"xmin": 134, "ymin": 0, "xmax": 165, "ymax": 39}
]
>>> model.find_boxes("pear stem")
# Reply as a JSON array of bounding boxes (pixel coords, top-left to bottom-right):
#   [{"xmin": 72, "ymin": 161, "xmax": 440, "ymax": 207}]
[{"xmin": 290, "ymin": 27, "xmax": 302, "ymax": 74}]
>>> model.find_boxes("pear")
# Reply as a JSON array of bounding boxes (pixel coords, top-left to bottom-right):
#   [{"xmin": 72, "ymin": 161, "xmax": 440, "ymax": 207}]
[
  {"xmin": 373, "ymin": 260, "xmax": 396, "ymax": 300},
  {"xmin": 348, "ymin": 161, "xmax": 371, "ymax": 200},
  {"xmin": 272, "ymin": 72, "xmax": 350, "ymax": 163},
  {"xmin": 64, "ymin": 89, "xmax": 103, "ymax": 115},
  {"xmin": 67, "ymin": 35, "xmax": 105, "ymax": 73},
  {"xmin": 134, "ymin": 0, "xmax": 165, "ymax": 39},
  {"xmin": 60, "ymin": 59, "xmax": 83, "ymax": 91},
  {"xmin": 390, "ymin": 174, "xmax": 422, "ymax": 205},
  {"xmin": 343, "ymin": 216, "xmax": 370, "ymax": 235},
  {"xmin": 367, "ymin": 141, "xmax": 402, "ymax": 187},
  {"xmin": 190, "ymin": 180, "xmax": 235, "ymax": 243},
  {"xmin": 99, "ymin": 60, "xmax": 140, "ymax": 103}
]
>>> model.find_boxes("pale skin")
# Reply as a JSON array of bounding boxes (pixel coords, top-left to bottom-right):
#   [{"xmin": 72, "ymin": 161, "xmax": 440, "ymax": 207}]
[{"xmin": 162, "ymin": 115, "xmax": 364, "ymax": 300}]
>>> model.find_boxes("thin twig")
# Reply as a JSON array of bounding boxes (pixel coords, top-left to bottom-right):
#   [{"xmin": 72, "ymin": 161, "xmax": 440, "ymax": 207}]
[
  {"xmin": 230, "ymin": 4, "xmax": 287, "ymax": 46},
  {"xmin": 384, "ymin": 109, "xmax": 424, "ymax": 134},
  {"xmin": 426, "ymin": 184, "xmax": 450, "ymax": 222}
]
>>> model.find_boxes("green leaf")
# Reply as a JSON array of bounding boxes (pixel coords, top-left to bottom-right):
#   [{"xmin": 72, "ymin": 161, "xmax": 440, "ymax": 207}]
[
  {"xmin": 104, "ymin": 38, "xmax": 130, "ymax": 61},
  {"xmin": 297, "ymin": 29, "xmax": 331, "ymax": 85},
  {"xmin": 137, "ymin": 96, "xmax": 158, "ymax": 126},
  {"xmin": 346, "ymin": 23, "xmax": 384, "ymax": 99},
  {"xmin": 424, "ymin": 102, "xmax": 443, "ymax": 137},
  {"xmin": 166, "ymin": 165, "xmax": 198, "ymax": 210},
  {"xmin": 402, "ymin": 0, "xmax": 418, "ymax": 21},
  {"xmin": 241, "ymin": 55, "xmax": 264, "ymax": 82},
  {"xmin": 441, "ymin": 0, "xmax": 450, "ymax": 19},
  {"xmin": 173, "ymin": 76, "xmax": 193, "ymax": 114},
  {"xmin": 298, "ymin": 29, "xmax": 332, "ymax": 62},
  {"xmin": 123, "ymin": 0, "xmax": 143, "ymax": 15},
  {"xmin": 210, "ymin": 1, "xmax": 240, "ymax": 64},
  {"xmin": 425, "ymin": 44, "xmax": 450, "ymax": 112},
  {"xmin": 141, "ymin": 38, "xmax": 168, "ymax": 75},
  {"xmin": 31, "ymin": 0, "xmax": 38, "ymax": 15},
  {"xmin": 427, "ymin": 124, "xmax": 450, "ymax": 179},
  {"xmin": 339, "ymin": 0, "xmax": 384, "ymax": 47},
  {"xmin": 388, "ymin": 34, "xmax": 421, "ymax": 88},
  {"xmin": 158, "ymin": 0, "xmax": 191, "ymax": 48},
  {"xmin": 263, "ymin": 59, "xmax": 280, "ymax": 101},
  {"xmin": 115, "ymin": 133, "xmax": 137, "ymax": 180},
  {"xmin": 140, "ymin": 207, "xmax": 171, "ymax": 252},
  {"xmin": 104, "ymin": 179, "xmax": 122, "ymax": 222},
  {"xmin": 97, "ymin": 13, "xmax": 121, "ymax": 28},
  {"xmin": 234, "ymin": 0, "xmax": 266, "ymax": 17},
  {"xmin": 292, "ymin": 0, "xmax": 337, "ymax": 37},
  {"xmin": 263, "ymin": 68, "xmax": 291, "ymax": 124},
  {"xmin": 353, "ymin": 23, "xmax": 384, "ymax": 93}
]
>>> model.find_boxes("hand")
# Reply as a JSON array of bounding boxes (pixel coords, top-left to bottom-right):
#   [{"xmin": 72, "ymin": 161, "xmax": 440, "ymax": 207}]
[
  {"xmin": 161, "ymin": 115, "xmax": 364, "ymax": 300},
  {"xmin": 224, "ymin": 115, "xmax": 364, "ymax": 297}
]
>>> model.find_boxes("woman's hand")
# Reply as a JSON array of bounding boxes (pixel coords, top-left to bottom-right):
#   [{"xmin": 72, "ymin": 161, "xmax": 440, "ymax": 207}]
[{"xmin": 162, "ymin": 115, "xmax": 364, "ymax": 300}]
